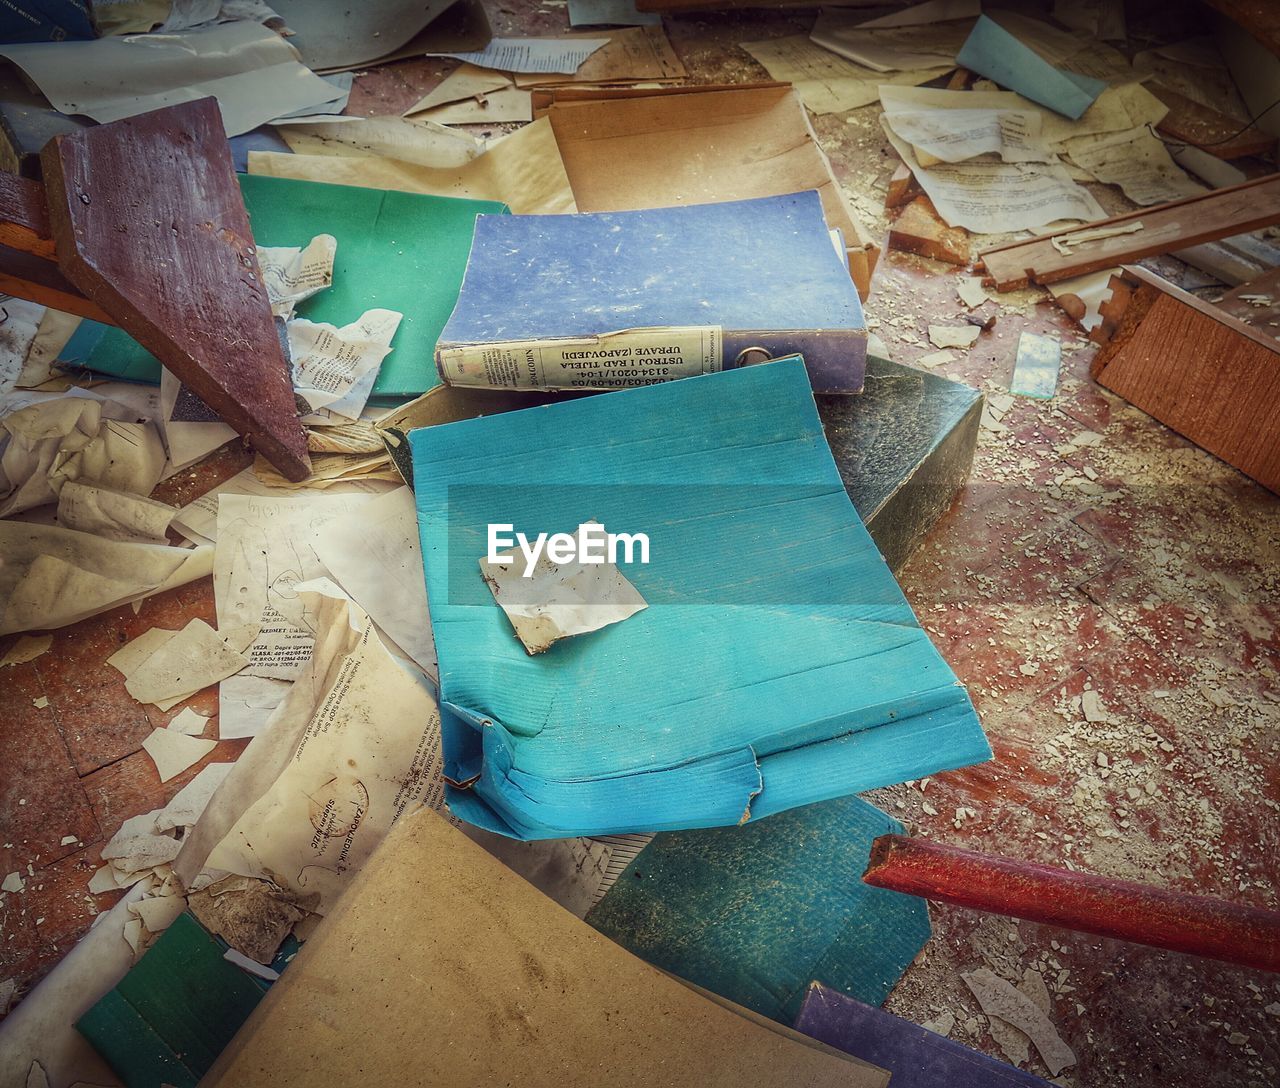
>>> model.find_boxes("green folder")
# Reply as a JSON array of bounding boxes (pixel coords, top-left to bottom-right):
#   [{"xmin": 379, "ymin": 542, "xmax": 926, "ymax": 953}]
[{"xmin": 68, "ymin": 175, "xmax": 508, "ymax": 399}]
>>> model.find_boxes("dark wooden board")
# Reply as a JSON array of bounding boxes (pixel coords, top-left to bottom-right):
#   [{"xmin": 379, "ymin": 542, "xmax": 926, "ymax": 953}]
[{"xmin": 40, "ymin": 97, "xmax": 310, "ymax": 481}]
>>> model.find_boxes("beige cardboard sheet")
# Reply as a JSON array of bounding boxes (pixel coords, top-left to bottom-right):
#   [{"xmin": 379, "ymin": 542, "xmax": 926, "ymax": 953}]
[
  {"xmin": 248, "ymin": 115, "xmax": 576, "ymax": 214},
  {"xmin": 203, "ymin": 807, "xmax": 889, "ymax": 1088},
  {"xmin": 539, "ymin": 83, "xmax": 878, "ymax": 297}
]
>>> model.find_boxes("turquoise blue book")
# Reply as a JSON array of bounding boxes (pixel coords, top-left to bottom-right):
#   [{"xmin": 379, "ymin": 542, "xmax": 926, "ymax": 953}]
[
  {"xmin": 408, "ymin": 356, "xmax": 990, "ymax": 840},
  {"xmin": 62, "ymin": 175, "xmax": 507, "ymax": 399}
]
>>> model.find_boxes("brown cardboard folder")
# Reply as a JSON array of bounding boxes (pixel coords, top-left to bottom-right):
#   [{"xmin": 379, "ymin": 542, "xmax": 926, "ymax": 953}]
[
  {"xmin": 534, "ymin": 83, "xmax": 880, "ymax": 299},
  {"xmin": 201, "ymin": 807, "xmax": 889, "ymax": 1087}
]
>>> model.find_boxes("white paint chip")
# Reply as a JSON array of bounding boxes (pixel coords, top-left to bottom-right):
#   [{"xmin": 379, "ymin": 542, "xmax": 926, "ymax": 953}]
[
  {"xmin": 167, "ymin": 707, "xmax": 210, "ymax": 736},
  {"xmin": 142, "ymin": 728, "xmax": 217, "ymax": 783},
  {"xmin": 963, "ymin": 967, "xmax": 1076, "ymax": 1076},
  {"xmin": 2, "ymin": 872, "xmax": 24, "ymax": 893},
  {"xmin": 928, "ymin": 324, "xmax": 981, "ymax": 349}
]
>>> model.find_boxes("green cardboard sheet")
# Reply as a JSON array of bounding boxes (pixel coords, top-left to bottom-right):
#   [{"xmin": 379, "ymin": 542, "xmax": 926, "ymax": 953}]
[
  {"xmin": 68, "ymin": 175, "xmax": 508, "ymax": 399},
  {"xmin": 588, "ymin": 795, "xmax": 931, "ymax": 1024},
  {"xmin": 410, "ymin": 357, "xmax": 991, "ymax": 840}
]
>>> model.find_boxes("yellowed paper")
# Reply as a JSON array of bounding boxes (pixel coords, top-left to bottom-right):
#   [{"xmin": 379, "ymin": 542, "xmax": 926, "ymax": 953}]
[
  {"xmin": 252, "ymin": 451, "xmax": 398, "ymax": 489},
  {"xmin": 214, "ymin": 492, "xmax": 379, "ymax": 680},
  {"xmin": 415, "ymin": 86, "xmax": 533, "ymax": 125},
  {"xmin": 439, "ymin": 326, "xmax": 723, "ymax": 390},
  {"xmin": 405, "ymin": 64, "xmax": 533, "ymax": 125},
  {"xmin": 509, "ymin": 27, "xmax": 685, "ymax": 87},
  {"xmin": 406, "ymin": 63, "xmax": 512, "ymax": 113},
  {"xmin": 1061, "ymin": 126, "xmax": 1205, "ymax": 206},
  {"xmin": 0, "ymin": 634, "xmax": 52, "ymax": 668},
  {"xmin": 881, "ymin": 116, "xmax": 1105, "ymax": 232},
  {"xmin": 276, "ymin": 116, "xmax": 482, "ymax": 169},
  {"xmin": 810, "ymin": 2, "xmax": 978, "ymax": 72},
  {"xmin": 1050, "ymin": 221, "xmax": 1144, "ymax": 254},
  {"xmin": 258, "ymin": 234, "xmax": 337, "ymax": 318},
  {"xmin": 883, "ymin": 105, "xmax": 1052, "ymax": 165},
  {"xmin": 740, "ymin": 35, "xmax": 948, "ymax": 115},
  {"xmin": 55, "ymin": 480, "xmax": 177, "ymax": 544},
  {"xmin": 205, "ymin": 582, "xmax": 452, "ymax": 913},
  {"xmin": 249, "ymin": 116, "xmax": 577, "ymax": 214},
  {"xmin": 0, "ymin": 522, "xmax": 212, "ymax": 637},
  {"xmin": 0, "ymin": 298, "xmax": 45, "ymax": 396},
  {"xmin": 18, "ymin": 307, "xmax": 80, "ymax": 390},
  {"xmin": 306, "ymin": 420, "xmax": 385, "ymax": 454}
]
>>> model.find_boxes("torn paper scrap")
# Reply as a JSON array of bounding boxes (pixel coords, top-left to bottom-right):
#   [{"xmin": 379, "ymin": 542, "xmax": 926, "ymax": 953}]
[
  {"xmin": 957, "ymin": 277, "xmax": 989, "ymax": 308},
  {"xmin": 306, "ymin": 419, "xmax": 386, "ymax": 454},
  {"xmin": 929, "ymin": 325, "xmax": 981, "ymax": 349},
  {"xmin": 213, "ymin": 491, "xmax": 379, "ymax": 679},
  {"xmin": 101, "ymin": 813, "xmax": 182, "ymax": 875},
  {"xmin": 439, "ymin": 36, "xmax": 609, "ymax": 75},
  {"xmin": 312, "ymin": 486, "xmax": 438, "ymax": 677},
  {"xmin": 188, "ymin": 875, "xmax": 307, "ymax": 964},
  {"xmin": 19, "ymin": 307, "xmax": 80, "ymax": 390},
  {"xmin": 0, "ymin": 634, "xmax": 52, "ymax": 668},
  {"xmin": 258, "ymin": 234, "xmax": 337, "ymax": 319},
  {"xmin": 1050, "ymin": 221, "xmax": 1144, "ymax": 255},
  {"xmin": 123, "ymin": 619, "xmax": 249, "ymax": 708},
  {"xmin": 167, "ymin": 708, "xmax": 210, "ymax": 736},
  {"xmin": 480, "ymin": 522, "xmax": 648, "ymax": 656},
  {"xmin": 204, "ymin": 582, "xmax": 453, "ymax": 913},
  {"xmin": 108, "ymin": 626, "xmax": 180, "ymax": 680},
  {"xmin": 963, "ymin": 967, "xmax": 1076, "ymax": 1075},
  {"xmin": 741, "ymin": 35, "xmax": 948, "ymax": 115},
  {"xmin": 0, "ymin": 393, "xmax": 164, "ymax": 519},
  {"xmin": 288, "ymin": 309, "xmax": 403, "ymax": 423},
  {"xmin": 55, "ymin": 481, "xmax": 177, "ymax": 544},
  {"xmin": 0, "ymin": 522, "xmax": 212, "ymax": 637},
  {"xmin": 142, "ymin": 728, "xmax": 218, "ymax": 783}
]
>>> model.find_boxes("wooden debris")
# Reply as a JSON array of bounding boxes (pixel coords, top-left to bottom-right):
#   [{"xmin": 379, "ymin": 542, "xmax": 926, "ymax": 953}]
[
  {"xmin": 979, "ymin": 173, "xmax": 1280, "ymax": 290},
  {"xmin": 1216, "ymin": 266, "xmax": 1280, "ymax": 333},
  {"xmin": 1092, "ymin": 265, "xmax": 1280, "ymax": 494},
  {"xmin": 889, "ymin": 196, "xmax": 971, "ymax": 266},
  {"xmin": 1152, "ymin": 84, "xmax": 1275, "ymax": 161},
  {"xmin": 0, "ymin": 97, "xmax": 312, "ymax": 481},
  {"xmin": 863, "ymin": 833, "xmax": 1280, "ymax": 972},
  {"xmin": 884, "ymin": 162, "xmax": 922, "ymax": 210}
]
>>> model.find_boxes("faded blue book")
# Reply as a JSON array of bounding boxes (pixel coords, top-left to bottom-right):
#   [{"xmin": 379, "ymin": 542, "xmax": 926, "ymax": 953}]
[
  {"xmin": 435, "ymin": 191, "xmax": 868, "ymax": 395},
  {"xmin": 408, "ymin": 357, "xmax": 990, "ymax": 840}
]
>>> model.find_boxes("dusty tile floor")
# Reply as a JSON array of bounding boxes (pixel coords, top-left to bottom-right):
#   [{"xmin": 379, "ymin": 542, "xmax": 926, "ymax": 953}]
[{"xmin": 2, "ymin": 8, "xmax": 1278, "ymax": 1088}]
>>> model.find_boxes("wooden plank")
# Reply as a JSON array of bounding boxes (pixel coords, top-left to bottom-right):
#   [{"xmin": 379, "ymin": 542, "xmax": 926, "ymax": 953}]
[
  {"xmin": 978, "ymin": 172, "xmax": 1280, "ymax": 291},
  {"xmin": 0, "ymin": 170, "xmax": 56, "ymax": 259},
  {"xmin": 1203, "ymin": 0, "xmax": 1280, "ymax": 59},
  {"xmin": 863, "ymin": 833, "xmax": 1280, "ymax": 972},
  {"xmin": 888, "ymin": 195, "xmax": 970, "ymax": 265},
  {"xmin": 40, "ymin": 98, "xmax": 311, "ymax": 482},
  {"xmin": 0, "ymin": 242, "xmax": 112, "ymax": 322},
  {"xmin": 1090, "ymin": 265, "xmax": 1280, "ymax": 493},
  {"xmin": 1151, "ymin": 84, "xmax": 1275, "ymax": 161}
]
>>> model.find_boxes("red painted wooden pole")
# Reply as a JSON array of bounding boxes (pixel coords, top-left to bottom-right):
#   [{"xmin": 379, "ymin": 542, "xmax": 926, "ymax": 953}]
[{"xmin": 863, "ymin": 834, "xmax": 1280, "ymax": 974}]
